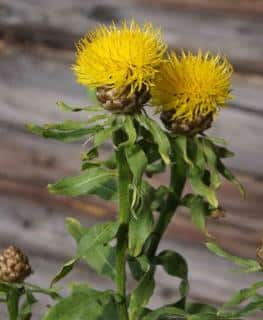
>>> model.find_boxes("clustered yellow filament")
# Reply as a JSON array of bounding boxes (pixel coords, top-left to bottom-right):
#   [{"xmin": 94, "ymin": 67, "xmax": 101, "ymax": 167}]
[
  {"xmin": 73, "ymin": 20, "xmax": 233, "ymax": 123},
  {"xmin": 152, "ymin": 51, "xmax": 233, "ymax": 122},
  {"xmin": 73, "ymin": 20, "xmax": 166, "ymax": 96}
]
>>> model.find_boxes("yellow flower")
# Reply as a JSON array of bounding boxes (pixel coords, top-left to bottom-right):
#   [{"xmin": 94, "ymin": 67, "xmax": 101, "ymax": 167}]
[
  {"xmin": 73, "ymin": 20, "xmax": 166, "ymax": 95},
  {"xmin": 152, "ymin": 50, "xmax": 233, "ymax": 123}
]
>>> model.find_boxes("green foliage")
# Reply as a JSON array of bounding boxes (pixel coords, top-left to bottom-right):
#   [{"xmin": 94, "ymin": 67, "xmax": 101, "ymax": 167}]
[
  {"xmin": 135, "ymin": 114, "xmax": 171, "ymax": 164},
  {"xmin": 0, "ymin": 282, "xmax": 60, "ymax": 320},
  {"xmin": 23, "ymin": 101, "xmax": 262, "ymax": 320},
  {"xmin": 43, "ymin": 285, "xmax": 118, "ymax": 320},
  {"xmin": 156, "ymin": 250, "xmax": 189, "ymax": 298},
  {"xmin": 129, "ymin": 269, "xmax": 155, "ymax": 320},
  {"xmin": 48, "ymin": 167, "xmax": 117, "ymax": 199},
  {"xmin": 206, "ymin": 242, "xmax": 262, "ymax": 272}
]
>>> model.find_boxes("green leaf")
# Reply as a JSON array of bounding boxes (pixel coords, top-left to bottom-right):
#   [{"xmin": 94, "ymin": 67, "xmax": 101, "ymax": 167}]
[
  {"xmin": 57, "ymin": 100, "xmax": 102, "ymax": 112},
  {"xmin": 217, "ymin": 160, "xmax": 245, "ymax": 196},
  {"xmin": 174, "ymin": 135, "xmax": 192, "ymax": 166},
  {"xmin": 142, "ymin": 306, "xmax": 186, "ymax": 320},
  {"xmin": 156, "ymin": 250, "xmax": 189, "ymax": 297},
  {"xmin": 66, "ymin": 218, "xmax": 87, "ymax": 243},
  {"xmin": 120, "ymin": 116, "xmax": 137, "ymax": 147},
  {"xmin": 183, "ymin": 195, "xmax": 210, "ymax": 235},
  {"xmin": 187, "ymin": 302, "xmax": 217, "ymax": 315},
  {"xmin": 48, "ymin": 167, "xmax": 117, "ymax": 197},
  {"xmin": 50, "ymin": 259, "xmax": 78, "ymax": 287},
  {"xmin": 27, "ymin": 123, "xmax": 103, "ymax": 142},
  {"xmin": 136, "ymin": 114, "xmax": 170, "ymax": 164},
  {"xmin": 201, "ymin": 139, "xmax": 221, "ymax": 189},
  {"xmin": 83, "ymin": 245, "xmax": 116, "ymax": 280},
  {"xmin": 226, "ymin": 300, "xmax": 263, "ymax": 318},
  {"xmin": 125, "ymin": 145, "xmax": 148, "ymax": 184},
  {"xmin": 66, "ymin": 219, "xmax": 116, "ymax": 279},
  {"xmin": 129, "ymin": 205, "xmax": 154, "ymax": 257},
  {"xmin": 189, "ymin": 166, "xmax": 218, "ymax": 207},
  {"xmin": 128, "ymin": 255, "xmax": 151, "ymax": 281},
  {"xmin": 129, "ymin": 269, "xmax": 155, "ymax": 320},
  {"xmin": 146, "ymin": 160, "xmax": 165, "ymax": 177},
  {"xmin": 43, "ymin": 285, "xmax": 118, "ymax": 320},
  {"xmin": 220, "ymin": 281, "xmax": 263, "ymax": 311},
  {"xmin": 213, "ymin": 145, "xmax": 235, "ymax": 159},
  {"xmin": 77, "ymin": 221, "xmax": 119, "ymax": 257},
  {"xmin": 206, "ymin": 242, "xmax": 262, "ymax": 272},
  {"xmin": 94, "ymin": 121, "xmax": 122, "ymax": 147},
  {"xmin": 128, "ymin": 182, "xmax": 154, "ymax": 256}
]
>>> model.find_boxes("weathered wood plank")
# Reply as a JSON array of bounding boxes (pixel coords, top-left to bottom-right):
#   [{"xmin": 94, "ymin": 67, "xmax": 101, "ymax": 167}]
[
  {"xmin": 0, "ymin": 47, "xmax": 262, "ymax": 175},
  {"xmin": 139, "ymin": 0, "xmax": 263, "ymax": 16},
  {"xmin": 0, "ymin": 0, "xmax": 263, "ymax": 74},
  {"xmin": 0, "ymin": 190, "xmax": 262, "ymax": 319}
]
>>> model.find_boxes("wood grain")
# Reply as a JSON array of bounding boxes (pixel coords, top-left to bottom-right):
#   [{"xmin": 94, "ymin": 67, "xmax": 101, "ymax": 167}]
[
  {"xmin": 138, "ymin": 0, "xmax": 263, "ymax": 16},
  {"xmin": 0, "ymin": 0, "xmax": 263, "ymax": 74}
]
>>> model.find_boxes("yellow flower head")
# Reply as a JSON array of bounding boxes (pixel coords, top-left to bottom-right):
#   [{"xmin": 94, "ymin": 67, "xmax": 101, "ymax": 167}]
[
  {"xmin": 152, "ymin": 50, "xmax": 233, "ymax": 122},
  {"xmin": 73, "ymin": 20, "xmax": 166, "ymax": 95}
]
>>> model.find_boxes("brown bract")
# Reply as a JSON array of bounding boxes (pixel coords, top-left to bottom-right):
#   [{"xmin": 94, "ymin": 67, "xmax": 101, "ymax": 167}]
[{"xmin": 0, "ymin": 246, "xmax": 32, "ymax": 283}]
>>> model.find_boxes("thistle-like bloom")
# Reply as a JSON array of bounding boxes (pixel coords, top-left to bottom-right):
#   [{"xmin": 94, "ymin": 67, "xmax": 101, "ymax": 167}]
[
  {"xmin": 152, "ymin": 51, "xmax": 233, "ymax": 123},
  {"xmin": 73, "ymin": 20, "xmax": 166, "ymax": 96}
]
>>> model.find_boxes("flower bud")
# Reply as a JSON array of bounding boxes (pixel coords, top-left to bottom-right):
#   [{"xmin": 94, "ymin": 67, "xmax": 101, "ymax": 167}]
[
  {"xmin": 0, "ymin": 246, "xmax": 32, "ymax": 283},
  {"xmin": 96, "ymin": 85, "xmax": 150, "ymax": 114},
  {"xmin": 161, "ymin": 110, "xmax": 213, "ymax": 135}
]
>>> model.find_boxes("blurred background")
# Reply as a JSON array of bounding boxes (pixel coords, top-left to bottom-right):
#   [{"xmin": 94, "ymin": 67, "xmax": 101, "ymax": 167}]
[{"xmin": 0, "ymin": 0, "xmax": 263, "ymax": 318}]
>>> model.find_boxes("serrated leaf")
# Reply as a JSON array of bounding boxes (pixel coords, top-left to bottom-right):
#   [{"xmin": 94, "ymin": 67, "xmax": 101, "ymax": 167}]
[
  {"xmin": 129, "ymin": 269, "xmax": 155, "ymax": 320},
  {"xmin": 77, "ymin": 222, "xmax": 119, "ymax": 258},
  {"xmin": 27, "ymin": 123, "xmax": 103, "ymax": 142},
  {"xmin": 136, "ymin": 114, "xmax": 170, "ymax": 164},
  {"xmin": 206, "ymin": 242, "xmax": 262, "ymax": 272},
  {"xmin": 48, "ymin": 167, "xmax": 117, "ymax": 197}
]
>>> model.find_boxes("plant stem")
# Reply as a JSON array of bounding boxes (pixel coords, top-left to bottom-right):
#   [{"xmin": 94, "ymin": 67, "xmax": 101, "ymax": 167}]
[
  {"xmin": 146, "ymin": 159, "xmax": 187, "ymax": 259},
  {"xmin": 114, "ymin": 129, "xmax": 131, "ymax": 320}
]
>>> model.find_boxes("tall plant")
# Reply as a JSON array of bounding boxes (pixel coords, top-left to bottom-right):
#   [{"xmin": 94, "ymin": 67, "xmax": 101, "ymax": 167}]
[{"xmin": 0, "ymin": 20, "xmax": 262, "ymax": 320}]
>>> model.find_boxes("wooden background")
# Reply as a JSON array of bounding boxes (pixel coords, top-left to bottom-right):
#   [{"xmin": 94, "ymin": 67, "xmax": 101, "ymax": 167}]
[{"xmin": 0, "ymin": 0, "xmax": 262, "ymax": 318}]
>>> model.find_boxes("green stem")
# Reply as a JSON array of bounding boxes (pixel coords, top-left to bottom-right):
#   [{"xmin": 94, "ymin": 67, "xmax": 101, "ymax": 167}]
[
  {"xmin": 146, "ymin": 159, "xmax": 187, "ymax": 259},
  {"xmin": 114, "ymin": 129, "xmax": 131, "ymax": 320}
]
